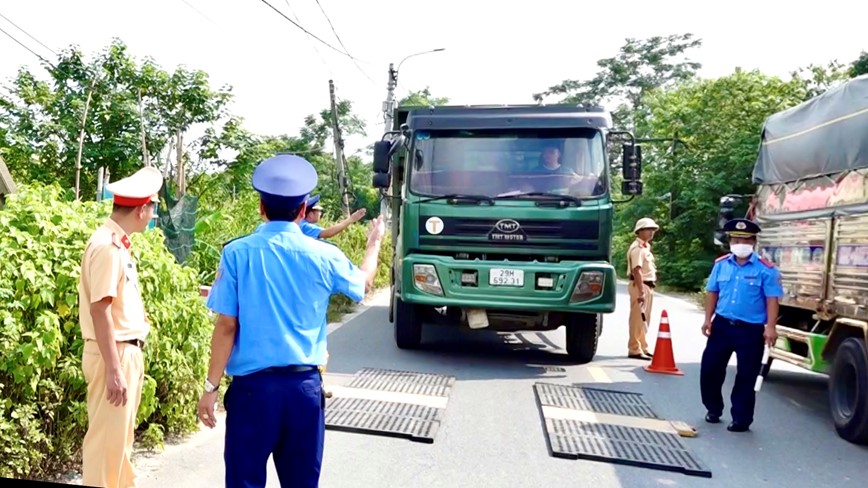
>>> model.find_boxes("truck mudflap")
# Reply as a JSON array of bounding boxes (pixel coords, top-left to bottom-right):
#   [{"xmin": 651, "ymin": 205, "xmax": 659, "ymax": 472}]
[{"xmin": 398, "ymin": 254, "xmax": 617, "ymax": 313}]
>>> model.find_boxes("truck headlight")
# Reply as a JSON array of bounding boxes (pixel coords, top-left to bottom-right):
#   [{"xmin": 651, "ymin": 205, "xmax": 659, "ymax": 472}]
[
  {"xmin": 570, "ymin": 271, "xmax": 604, "ymax": 303},
  {"xmin": 413, "ymin": 264, "xmax": 443, "ymax": 296}
]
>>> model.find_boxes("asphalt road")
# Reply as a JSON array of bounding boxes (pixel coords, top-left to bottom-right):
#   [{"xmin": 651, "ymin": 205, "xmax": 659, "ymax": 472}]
[{"xmin": 134, "ymin": 283, "xmax": 867, "ymax": 488}]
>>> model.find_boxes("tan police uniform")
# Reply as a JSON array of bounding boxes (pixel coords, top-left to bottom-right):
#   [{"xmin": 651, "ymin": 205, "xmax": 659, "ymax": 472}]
[
  {"xmin": 79, "ymin": 166, "xmax": 162, "ymax": 488},
  {"xmin": 627, "ymin": 217, "xmax": 659, "ymax": 358}
]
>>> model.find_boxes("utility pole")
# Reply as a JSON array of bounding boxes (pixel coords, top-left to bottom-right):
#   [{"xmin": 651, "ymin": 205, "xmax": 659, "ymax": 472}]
[
  {"xmin": 379, "ymin": 49, "xmax": 444, "ymax": 223},
  {"xmin": 379, "ymin": 64, "xmax": 398, "ymax": 223},
  {"xmin": 329, "ymin": 79, "xmax": 350, "ymax": 217}
]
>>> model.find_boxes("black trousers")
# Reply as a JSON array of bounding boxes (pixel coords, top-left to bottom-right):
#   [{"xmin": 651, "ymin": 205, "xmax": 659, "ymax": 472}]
[{"xmin": 700, "ymin": 315, "xmax": 765, "ymax": 425}]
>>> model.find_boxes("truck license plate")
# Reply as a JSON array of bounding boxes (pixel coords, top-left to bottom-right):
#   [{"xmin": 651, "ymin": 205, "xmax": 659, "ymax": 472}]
[{"xmin": 489, "ymin": 268, "xmax": 524, "ymax": 287}]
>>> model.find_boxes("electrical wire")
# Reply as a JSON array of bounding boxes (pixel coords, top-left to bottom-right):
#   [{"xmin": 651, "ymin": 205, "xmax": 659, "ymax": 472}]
[
  {"xmin": 0, "ymin": 23, "xmax": 54, "ymax": 67},
  {"xmin": 258, "ymin": 0, "xmax": 359, "ymax": 60},
  {"xmin": 0, "ymin": 11, "xmax": 56, "ymax": 56},
  {"xmin": 312, "ymin": 0, "xmax": 374, "ymax": 84},
  {"xmin": 178, "ymin": 0, "xmax": 218, "ymax": 25},
  {"xmin": 282, "ymin": 0, "xmax": 331, "ymax": 76}
]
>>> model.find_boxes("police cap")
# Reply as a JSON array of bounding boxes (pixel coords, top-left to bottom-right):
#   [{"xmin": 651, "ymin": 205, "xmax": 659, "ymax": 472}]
[
  {"xmin": 724, "ymin": 218, "xmax": 761, "ymax": 238},
  {"xmin": 252, "ymin": 154, "xmax": 318, "ymax": 210},
  {"xmin": 105, "ymin": 166, "xmax": 163, "ymax": 207},
  {"xmin": 307, "ymin": 194, "xmax": 323, "ymax": 211}
]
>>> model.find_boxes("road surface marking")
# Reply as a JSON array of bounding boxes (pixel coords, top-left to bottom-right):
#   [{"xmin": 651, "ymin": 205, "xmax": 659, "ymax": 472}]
[
  {"xmin": 541, "ymin": 406, "xmax": 678, "ymax": 435},
  {"xmin": 329, "ymin": 385, "xmax": 449, "ymax": 409},
  {"xmin": 588, "ymin": 366, "xmax": 612, "ymax": 383}
]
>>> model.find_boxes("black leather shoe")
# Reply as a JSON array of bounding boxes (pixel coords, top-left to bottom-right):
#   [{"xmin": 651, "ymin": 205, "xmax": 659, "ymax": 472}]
[
  {"xmin": 628, "ymin": 354, "xmax": 652, "ymax": 361},
  {"xmin": 727, "ymin": 421, "xmax": 750, "ymax": 432},
  {"xmin": 644, "ymin": 351, "xmax": 654, "ymax": 358},
  {"xmin": 705, "ymin": 413, "xmax": 721, "ymax": 424}
]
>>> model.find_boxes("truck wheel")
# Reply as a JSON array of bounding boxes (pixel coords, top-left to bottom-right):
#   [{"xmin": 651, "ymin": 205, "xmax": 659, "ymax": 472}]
[
  {"xmin": 829, "ymin": 337, "xmax": 868, "ymax": 445},
  {"xmin": 565, "ymin": 313, "xmax": 602, "ymax": 364},
  {"xmin": 393, "ymin": 291, "xmax": 422, "ymax": 349}
]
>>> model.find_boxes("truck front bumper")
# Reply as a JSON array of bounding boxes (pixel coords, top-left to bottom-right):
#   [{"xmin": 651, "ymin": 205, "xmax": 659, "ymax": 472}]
[{"xmin": 399, "ymin": 254, "xmax": 616, "ymax": 313}]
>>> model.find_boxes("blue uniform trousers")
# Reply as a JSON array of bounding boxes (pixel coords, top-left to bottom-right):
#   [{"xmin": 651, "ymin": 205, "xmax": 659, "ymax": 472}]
[
  {"xmin": 700, "ymin": 315, "xmax": 765, "ymax": 425},
  {"xmin": 224, "ymin": 367, "xmax": 325, "ymax": 488}
]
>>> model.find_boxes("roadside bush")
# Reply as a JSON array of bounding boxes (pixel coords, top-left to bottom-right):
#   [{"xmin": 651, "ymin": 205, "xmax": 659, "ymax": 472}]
[{"xmin": 0, "ymin": 183, "xmax": 211, "ymax": 479}]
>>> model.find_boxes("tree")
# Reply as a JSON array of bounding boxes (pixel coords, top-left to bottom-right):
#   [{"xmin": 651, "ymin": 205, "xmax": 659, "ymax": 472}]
[
  {"xmin": 399, "ymin": 87, "xmax": 449, "ymax": 106},
  {"xmin": 533, "ymin": 34, "xmax": 703, "ymax": 128},
  {"xmin": 0, "ymin": 39, "xmax": 231, "ymax": 198},
  {"xmin": 849, "ymin": 50, "xmax": 868, "ymax": 78},
  {"xmin": 613, "ymin": 69, "xmax": 807, "ymax": 290},
  {"xmin": 790, "ymin": 60, "xmax": 851, "ymax": 100}
]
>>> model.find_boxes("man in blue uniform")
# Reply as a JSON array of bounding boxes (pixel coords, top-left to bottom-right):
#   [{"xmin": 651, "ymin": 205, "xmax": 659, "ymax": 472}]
[
  {"xmin": 300, "ymin": 194, "xmax": 367, "ymax": 240},
  {"xmin": 196, "ymin": 154, "xmax": 385, "ymax": 487},
  {"xmin": 700, "ymin": 218, "xmax": 782, "ymax": 433}
]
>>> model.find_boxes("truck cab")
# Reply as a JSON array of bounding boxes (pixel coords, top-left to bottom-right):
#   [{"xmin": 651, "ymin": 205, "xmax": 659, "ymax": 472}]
[{"xmin": 371, "ymin": 104, "xmax": 644, "ymax": 363}]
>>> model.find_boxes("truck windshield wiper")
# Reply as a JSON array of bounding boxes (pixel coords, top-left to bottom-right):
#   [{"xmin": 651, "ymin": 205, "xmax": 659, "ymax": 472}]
[
  {"xmin": 417, "ymin": 194, "xmax": 495, "ymax": 205},
  {"xmin": 494, "ymin": 192, "xmax": 582, "ymax": 207}
]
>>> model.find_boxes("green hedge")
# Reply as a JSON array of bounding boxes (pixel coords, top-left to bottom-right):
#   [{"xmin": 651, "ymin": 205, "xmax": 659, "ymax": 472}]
[{"xmin": 0, "ymin": 184, "xmax": 393, "ymax": 479}]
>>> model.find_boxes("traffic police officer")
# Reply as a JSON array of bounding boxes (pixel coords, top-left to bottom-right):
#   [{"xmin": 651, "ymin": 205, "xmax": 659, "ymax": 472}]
[
  {"xmin": 78, "ymin": 166, "xmax": 163, "ymax": 488},
  {"xmin": 700, "ymin": 218, "xmax": 782, "ymax": 432},
  {"xmin": 196, "ymin": 154, "xmax": 385, "ymax": 488},
  {"xmin": 627, "ymin": 217, "xmax": 659, "ymax": 360},
  {"xmin": 300, "ymin": 193, "xmax": 367, "ymax": 239}
]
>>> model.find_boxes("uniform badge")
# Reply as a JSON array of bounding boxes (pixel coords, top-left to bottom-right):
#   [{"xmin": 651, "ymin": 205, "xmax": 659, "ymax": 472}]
[{"xmin": 736, "ymin": 221, "xmax": 746, "ymax": 230}]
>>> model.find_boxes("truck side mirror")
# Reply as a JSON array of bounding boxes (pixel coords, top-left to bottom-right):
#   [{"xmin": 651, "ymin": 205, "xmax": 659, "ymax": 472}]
[
  {"xmin": 621, "ymin": 143, "xmax": 642, "ymax": 180},
  {"xmin": 714, "ymin": 196, "xmax": 737, "ymax": 247},
  {"xmin": 372, "ymin": 172, "xmax": 391, "ymax": 189},
  {"xmin": 372, "ymin": 140, "xmax": 391, "ymax": 174},
  {"xmin": 621, "ymin": 180, "xmax": 643, "ymax": 196}
]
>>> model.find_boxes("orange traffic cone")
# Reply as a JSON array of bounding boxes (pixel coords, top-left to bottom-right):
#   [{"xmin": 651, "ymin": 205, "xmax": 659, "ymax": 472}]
[{"xmin": 644, "ymin": 310, "xmax": 684, "ymax": 376}]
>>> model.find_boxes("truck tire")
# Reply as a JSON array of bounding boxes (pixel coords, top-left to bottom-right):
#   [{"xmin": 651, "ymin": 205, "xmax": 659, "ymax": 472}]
[
  {"xmin": 565, "ymin": 313, "xmax": 602, "ymax": 364},
  {"xmin": 829, "ymin": 337, "xmax": 868, "ymax": 445},
  {"xmin": 393, "ymin": 291, "xmax": 422, "ymax": 349}
]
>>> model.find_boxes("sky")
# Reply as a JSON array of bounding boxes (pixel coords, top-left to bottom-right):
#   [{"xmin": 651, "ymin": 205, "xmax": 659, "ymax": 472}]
[{"xmin": 1, "ymin": 0, "xmax": 867, "ymax": 157}]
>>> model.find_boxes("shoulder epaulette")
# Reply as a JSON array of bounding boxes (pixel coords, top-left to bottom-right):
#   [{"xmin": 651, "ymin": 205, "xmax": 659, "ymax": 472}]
[
  {"xmin": 759, "ymin": 257, "xmax": 775, "ymax": 268},
  {"xmin": 110, "ymin": 232, "xmax": 130, "ymax": 250},
  {"xmin": 715, "ymin": 253, "xmax": 731, "ymax": 263},
  {"xmin": 222, "ymin": 234, "xmax": 250, "ymax": 249}
]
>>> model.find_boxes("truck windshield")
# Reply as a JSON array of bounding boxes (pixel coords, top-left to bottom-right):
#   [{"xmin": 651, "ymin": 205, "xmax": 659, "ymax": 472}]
[{"xmin": 408, "ymin": 128, "xmax": 607, "ymax": 199}]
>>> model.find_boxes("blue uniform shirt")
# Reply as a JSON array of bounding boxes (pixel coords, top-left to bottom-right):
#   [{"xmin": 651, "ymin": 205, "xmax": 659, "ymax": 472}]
[
  {"xmin": 705, "ymin": 252, "xmax": 783, "ymax": 325},
  {"xmin": 300, "ymin": 219, "xmax": 323, "ymax": 239},
  {"xmin": 206, "ymin": 221, "xmax": 366, "ymax": 377}
]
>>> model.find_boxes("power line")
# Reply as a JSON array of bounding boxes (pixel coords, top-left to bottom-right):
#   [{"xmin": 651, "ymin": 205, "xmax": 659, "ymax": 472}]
[
  {"xmin": 312, "ymin": 0, "xmax": 374, "ymax": 84},
  {"xmin": 0, "ymin": 11, "xmax": 57, "ymax": 56},
  {"xmin": 0, "ymin": 23, "xmax": 53, "ymax": 67},
  {"xmin": 282, "ymin": 0, "xmax": 331, "ymax": 75},
  {"xmin": 178, "ymin": 0, "xmax": 218, "ymax": 26},
  {"xmin": 258, "ymin": 0, "xmax": 359, "ymax": 61}
]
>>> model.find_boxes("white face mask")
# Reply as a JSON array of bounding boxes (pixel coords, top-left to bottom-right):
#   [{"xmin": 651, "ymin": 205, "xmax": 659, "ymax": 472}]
[{"xmin": 730, "ymin": 243, "xmax": 754, "ymax": 258}]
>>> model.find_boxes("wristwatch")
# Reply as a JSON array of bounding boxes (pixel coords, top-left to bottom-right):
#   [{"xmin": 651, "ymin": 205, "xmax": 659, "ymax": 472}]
[{"xmin": 204, "ymin": 379, "xmax": 219, "ymax": 393}]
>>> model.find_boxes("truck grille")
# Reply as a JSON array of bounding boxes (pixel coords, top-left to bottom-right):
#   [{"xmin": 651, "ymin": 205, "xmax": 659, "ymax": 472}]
[{"xmin": 418, "ymin": 216, "xmax": 599, "ymax": 241}]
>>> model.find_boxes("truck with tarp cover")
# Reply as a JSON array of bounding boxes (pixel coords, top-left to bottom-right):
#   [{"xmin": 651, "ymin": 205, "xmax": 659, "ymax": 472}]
[{"xmin": 715, "ymin": 74, "xmax": 868, "ymax": 445}]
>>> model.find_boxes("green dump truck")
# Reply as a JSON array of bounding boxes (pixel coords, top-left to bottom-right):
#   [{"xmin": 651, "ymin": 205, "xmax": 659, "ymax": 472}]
[
  {"xmin": 371, "ymin": 104, "xmax": 647, "ymax": 363},
  {"xmin": 714, "ymin": 75, "xmax": 868, "ymax": 445}
]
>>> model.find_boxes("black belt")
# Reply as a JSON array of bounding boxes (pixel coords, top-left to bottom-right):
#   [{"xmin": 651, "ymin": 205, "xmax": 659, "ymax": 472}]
[
  {"xmin": 629, "ymin": 276, "xmax": 656, "ymax": 288},
  {"xmin": 257, "ymin": 365, "xmax": 318, "ymax": 374},
  {"xmin": 716, "ymin": 316, "xmax": 763, "ymax": 328},
  {"xmin": 122, "ymin": 339, "xmax": 145, "ymax": 349}
]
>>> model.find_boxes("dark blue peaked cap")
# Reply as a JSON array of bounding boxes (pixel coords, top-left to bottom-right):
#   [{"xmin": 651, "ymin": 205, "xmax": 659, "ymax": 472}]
[
  {"xmin": 252, "ymin": 154, "xmax": 318, "ymax": 209},
  {"xmin": 724, "ymin": 218, "xmax": 761, "ymax": 237}
]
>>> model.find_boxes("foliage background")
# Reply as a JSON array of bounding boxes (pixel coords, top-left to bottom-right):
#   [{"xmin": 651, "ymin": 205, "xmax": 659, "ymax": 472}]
[{"xmin": 0, "ymin": 36, "xmax": 865, "ymax": 480}]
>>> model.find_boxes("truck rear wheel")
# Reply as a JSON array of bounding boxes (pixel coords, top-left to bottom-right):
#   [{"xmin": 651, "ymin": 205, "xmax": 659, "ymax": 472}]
[
  {"xmin": 393, "ymin": 290, "xmax": 422, "ymax": 349},
  {"xmin": 565, "ymin": 313, "xmax": 602, "ymax": 364},
  {"xmin": 829, "ymin": 337, "xmax": 868, "ymax": 445}
]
